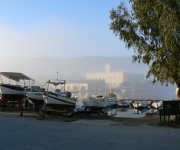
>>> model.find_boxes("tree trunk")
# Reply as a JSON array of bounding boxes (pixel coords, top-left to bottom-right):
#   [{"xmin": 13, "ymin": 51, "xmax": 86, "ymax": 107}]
[{"xmin": 175, "ymin": 85, "xmax": 180, "ymax": 100}]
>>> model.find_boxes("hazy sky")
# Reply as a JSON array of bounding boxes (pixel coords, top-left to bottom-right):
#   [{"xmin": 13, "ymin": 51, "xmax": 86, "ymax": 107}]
[{"xmin": 0, "ymin": 0, "xmax": 134, "ymax": 58}]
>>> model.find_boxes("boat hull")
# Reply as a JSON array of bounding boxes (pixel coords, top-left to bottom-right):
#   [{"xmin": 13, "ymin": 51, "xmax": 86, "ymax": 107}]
[
  {"xmin": 43, "ymin": 91, "xmax": 76, "ymax": 109},
  {"xmin": 132, "ymin": 101, "xmax": 148, "ymax": 108},
  {"xmin": 151, "ymin": 101, "xmax": 162, "ymax": 108},
  {"xmin": 0, "ymin": 84, "xmax": 25, "ymax": 103},
  {"xmin": 82, "ymin": 97, "xmax": 108, "ymax": 110},
  {"xmin": 26, "ymin": 92, "xmax": 44, "ymax": 107}
]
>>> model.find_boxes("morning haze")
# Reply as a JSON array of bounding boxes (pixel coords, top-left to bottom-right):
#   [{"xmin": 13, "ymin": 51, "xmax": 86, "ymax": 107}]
[
  {"xmin": 0, "ymin": 56, "xmax": 176, "ymax": 100},
  {"xmin": 0, "ymin": 56, "xmax": 147, "ymax": 82},
  {"xmin": 0, "ymin": 1, "xmax": 179, "ymax": 150},
  {"xmin": 0, "ymin": 0, "xmax": 176, "ymax": 100}
]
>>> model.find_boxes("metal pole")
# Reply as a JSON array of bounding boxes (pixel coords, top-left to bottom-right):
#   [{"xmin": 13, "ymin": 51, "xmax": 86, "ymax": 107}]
[
  {"xmin": 0, "ymin": 75, "xmax": 3, "ymax": 83},
  {"xmin": 64, "ymin": 82, "xmax": 65, "ymax": 92}
]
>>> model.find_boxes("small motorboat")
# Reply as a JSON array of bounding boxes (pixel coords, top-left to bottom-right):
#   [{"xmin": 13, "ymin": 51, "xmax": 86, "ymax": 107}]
[
  {"xmin": 107, "ymin": 98, "xmax": 118, "ymax": 107},
  {"xmin": 82, "ymin": 95, "xmax": 108, "ymax": 111},
  {"xmin": 25, "ymin": 86, "xmax": 45, "ymax": 109},
  {"xmin": 132, "ymin": 100, "xmax": 149, "ymax": 108},
  {"xmin": 42, "ymin": 80, "xmax": 77, "ymax": 111},
  {"xmin": 151, "ymin": 101, "xmax": 162, "ymax": 109}
]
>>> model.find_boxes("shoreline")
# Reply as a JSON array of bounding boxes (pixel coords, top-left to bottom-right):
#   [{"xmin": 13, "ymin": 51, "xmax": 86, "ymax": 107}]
[{"xmin": 0, "ymin": 109, "xmax": 168, "ymax": 127}]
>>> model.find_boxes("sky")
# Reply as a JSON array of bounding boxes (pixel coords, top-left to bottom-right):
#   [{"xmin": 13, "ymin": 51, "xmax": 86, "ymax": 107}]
[{"xmin": 0, "ymin": 0, "xmax": 134, "ymax": 58}]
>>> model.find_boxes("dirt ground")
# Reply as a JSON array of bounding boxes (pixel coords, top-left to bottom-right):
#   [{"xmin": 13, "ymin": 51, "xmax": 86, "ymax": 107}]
[
  {"xmin": 72, "ymin": 111, "xmax": 162, "ymax": 126},
  {"xmin": 1, "ymin": 110, "xmax": 180, "ymax": 150},
  {"xmin": 0, "ymin": 108, "xmax": 169, "ymax": 127}
]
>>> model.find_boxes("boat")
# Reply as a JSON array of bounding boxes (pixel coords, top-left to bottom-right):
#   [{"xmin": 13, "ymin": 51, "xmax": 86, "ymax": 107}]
[
  {"xmin": 105, "ymin": 87, "xmax": 118, "ymax": 107},
  {"xmin": 0, "ymin": 72, "xmax": 34, "ymax": 108},
  {"xmin": 151, "ymin": 100, "xmax": 162, "ymax": 109},
  {"xmin": 82, "ymin": 95, "xmax": 108, "ymax": 111},
  {"xmin": 42, "ymin": 80, "xmax": 77, "ymax": 110},
  {"xmin": 118, "ymin": 100, "xmax": 130, "ymax": 107},
  {"xmin": 25, "ymin": 86, "xmax": 45, "ymax": 109},
  {"xmin": 107, "ymin": 98, "xmax": 118, "ymax": 107},
  {"xmin": 132, "ymin": 100, "xmax": 149, "ymax": 108},
  {"xmin": 83, "ymin": 87, "xmax": 117, "ymax": 110}
]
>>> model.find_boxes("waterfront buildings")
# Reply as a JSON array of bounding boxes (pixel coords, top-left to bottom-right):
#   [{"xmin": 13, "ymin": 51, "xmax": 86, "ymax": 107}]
[
  {"xmin": 86, "ymin": 64, "xmax": 144, "ymax": 88},
  {"xmin": 54, "ymin": 64, "xmax": 144, "ymax": 93}
]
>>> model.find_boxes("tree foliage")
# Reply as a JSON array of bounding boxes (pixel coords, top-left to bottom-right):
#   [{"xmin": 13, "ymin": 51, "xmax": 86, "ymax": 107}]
[{"xmin": 109, "ymin": 0, "xmax": 180, "ymax": 92}]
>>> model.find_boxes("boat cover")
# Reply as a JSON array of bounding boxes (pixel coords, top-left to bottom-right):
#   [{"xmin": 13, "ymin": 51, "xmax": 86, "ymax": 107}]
[
  {"xmin": 46, "ymin": 80, "xmax": 66, "ymax": 86},
  {"xmin": 0, "ymin": 72, "xmax": 34, "ymax": 82}
]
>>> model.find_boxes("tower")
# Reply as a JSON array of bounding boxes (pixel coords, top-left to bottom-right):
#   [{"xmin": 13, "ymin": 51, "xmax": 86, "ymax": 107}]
[{"xmin": 105, "ymin": 64, "xmax": 110, "ymax": 73}]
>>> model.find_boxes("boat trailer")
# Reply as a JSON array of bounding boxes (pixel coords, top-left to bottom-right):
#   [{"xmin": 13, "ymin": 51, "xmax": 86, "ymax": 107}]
[{"xmin": 20, "ymin": 98, "xmax": 75, "ymax": 119}]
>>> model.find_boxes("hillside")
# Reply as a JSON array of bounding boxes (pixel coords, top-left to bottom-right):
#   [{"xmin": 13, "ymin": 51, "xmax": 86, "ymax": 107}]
[
  {"xmin": 0, "ymin": 56, "xmax": 148, "ymax": 83},
  {"xmin": 0, "ymin": 56, "xmax": 176, "ymax": 99}
]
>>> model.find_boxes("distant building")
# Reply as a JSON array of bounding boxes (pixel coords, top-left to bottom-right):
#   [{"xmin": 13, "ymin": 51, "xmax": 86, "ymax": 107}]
[
  {"xmin": 65, "ymin": 80, "xmax": 105, "ymax": 92},
  {"xmin": 48, "ymin": 64, "xmax": 144, "ymax": 92},
  {"xmin": 86, "ymin": 64, "xmax": 144, "ymax": 88},
  {"xmin": 47, "ymin": 79, "xmax": 106, "ymax": 93}
]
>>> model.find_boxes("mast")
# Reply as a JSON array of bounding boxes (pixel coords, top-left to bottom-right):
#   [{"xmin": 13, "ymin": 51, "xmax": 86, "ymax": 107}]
[{"xmin": 57, "ymin": 72, "xmax": 58, "ymax": 80}]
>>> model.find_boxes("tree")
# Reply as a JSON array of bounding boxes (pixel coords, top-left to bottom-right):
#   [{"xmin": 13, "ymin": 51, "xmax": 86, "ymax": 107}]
[{"xmin": 109, "ymin": 0, "xmax": 180, "ymax": 99}]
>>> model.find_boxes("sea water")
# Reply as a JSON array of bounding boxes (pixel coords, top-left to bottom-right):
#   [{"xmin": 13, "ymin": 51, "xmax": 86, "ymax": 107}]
[
  {"xmin": 114, "ymin": 107, "xmax": 156, "ymax": 118},
  {"xmin": 76, "ymin": 97, "xmax": 157, "ymax": 118}
]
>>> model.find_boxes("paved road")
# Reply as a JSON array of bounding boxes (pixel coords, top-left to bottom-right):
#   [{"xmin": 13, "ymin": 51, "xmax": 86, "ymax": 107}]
[{"xmin": 0, "ymin": 116, "xmax": 180, "ymax": 150}]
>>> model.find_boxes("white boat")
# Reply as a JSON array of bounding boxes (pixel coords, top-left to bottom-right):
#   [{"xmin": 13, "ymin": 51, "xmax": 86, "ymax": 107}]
[
  {"xmin": 42, "ymin": 80, "xmax": 77, "ymax": 109},
  {"xmin": 132, "ymin": 100, "xmax": 149, "ymax": 108},
  {"xmin": 151, "ymin": 101, "xmax": 162, "ymax": 109},
  {"xmin": 82, "ymin": 95, "xmax": 108, "ymax": 111},
  {"xmin": 0, "ymin": 72, "xmax": 34, "ymax": 106},
  {"xmin": 25, "ymin": 86, "xmax": 45, "ymax": 109}
]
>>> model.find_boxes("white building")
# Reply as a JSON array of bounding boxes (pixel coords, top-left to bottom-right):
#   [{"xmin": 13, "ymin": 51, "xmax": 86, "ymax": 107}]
[{"xmin": 86, "ymin": 64, "xmax": 144, "ymax": 88}]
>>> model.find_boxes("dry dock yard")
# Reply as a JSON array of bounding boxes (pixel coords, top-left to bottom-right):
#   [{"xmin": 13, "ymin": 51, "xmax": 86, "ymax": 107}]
[
  {"xmin": 0, "ymin": 109, "xmax": 180, "ymax": 150},
  {"xmin": 0, "ymin": 109, "xmax": 160, "ymax": 126}
]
